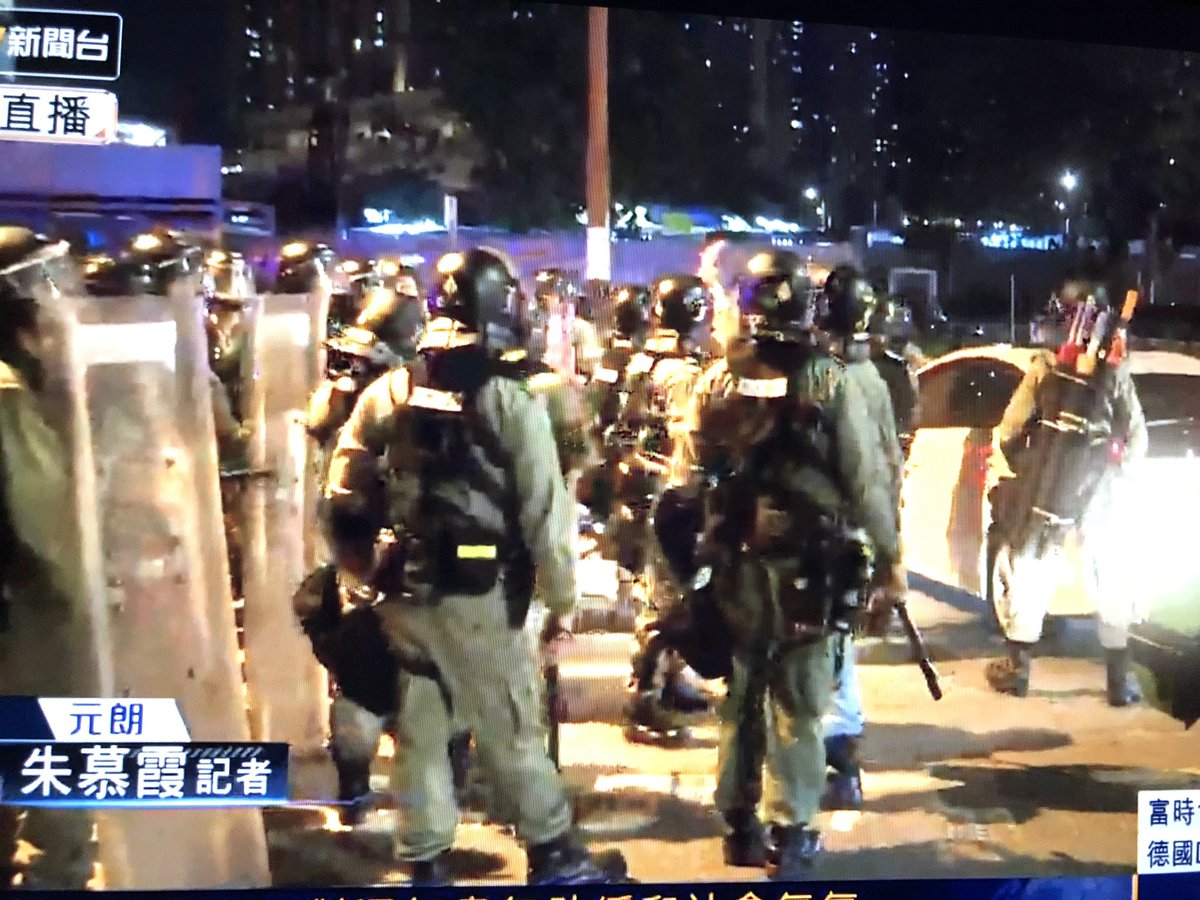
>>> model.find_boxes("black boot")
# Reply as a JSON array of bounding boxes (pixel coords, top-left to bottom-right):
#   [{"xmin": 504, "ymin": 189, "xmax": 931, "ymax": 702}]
[
  {"xmin": 449, "ymin": 732, "xmax": 473, "ymax": 795},
  {"xmin": 409, "ymin": 852, "xmax": 452, "ymax": 886},
  {"xmin": 1106, "ymin": 648, "xmax": 1142, "ymax": 708},
  {"xmin": 527, "ymin": 835, "xmax": 628, "ymax": 885},
  {"xmin": 821, "ymin": 735, "xmax": 864, "ymax": 811},
  {"xmin": 333, "ymin": 756, "xmax": 373, "ymax": 826},
  {"xmin": 770, "ymin": 824, "xmax": 822, "ymax": 880},
  {"xmin": 986, "ymin": 641, "xmax": 1032, "ymax": 697},
  {"xmin": 722, "ymin": 810, "xmax": 769, "ymax": 868}
]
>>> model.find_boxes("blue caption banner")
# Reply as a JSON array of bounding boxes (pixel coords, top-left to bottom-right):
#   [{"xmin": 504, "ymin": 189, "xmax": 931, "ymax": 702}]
[
  {"xmin": 0, "ymin": 742, "xmax": 288, "ymax": 807},
  {"xmin": 0, "ymin": 876, "xmax": 1144, "ymax": 900}
]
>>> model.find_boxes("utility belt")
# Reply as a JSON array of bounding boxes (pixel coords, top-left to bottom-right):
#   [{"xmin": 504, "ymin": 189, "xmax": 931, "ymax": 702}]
[
  {"xmin": 373, "ymin": 523, "xmax": 535, "ymax": 623},
  {"xmin": 741, "ymin": 514, "xmax": 874, "ymax": 644}
]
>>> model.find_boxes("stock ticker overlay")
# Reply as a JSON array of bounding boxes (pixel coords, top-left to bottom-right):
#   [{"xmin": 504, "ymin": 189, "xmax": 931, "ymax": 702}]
[
  {"xmin": 0, "ymin": 697, "xmax": 288, "ymax": 807},
  {"xmin": 1138, "ymin": 789, "xmax": 1200, "ymax": 875}
]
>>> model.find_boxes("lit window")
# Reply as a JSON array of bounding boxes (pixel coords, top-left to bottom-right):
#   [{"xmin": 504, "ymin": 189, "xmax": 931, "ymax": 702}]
[
  {"xmin": 790, "ymin": 119, "xmax": 801, "ymax": 129},
  {"xmin": 354, "ymin": 37, "xmax": 362, "ymax": 51},
  {"xmin": 870, "ymin": 31, "xmax": 878, "ymax": 39},
  {"xmin": 706, "ymin": 59, "xmax": 712, "ymax": 68},
  {"xmin": 374, "ymin": 37, "xmax": 383, "ymax": 47},
  {"xmin": 377, "ymin": 10, "xmax": 383, "ymax": 21}
]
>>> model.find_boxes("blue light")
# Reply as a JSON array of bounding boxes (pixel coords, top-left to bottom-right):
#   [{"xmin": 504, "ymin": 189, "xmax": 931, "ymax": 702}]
[
  {"xmin": 363, "ymin": 218, "xmax": 446, "ymax": 236},
  {"xmin": 867, "ymin": 230, "xmax": 905, "ymax": 247}
]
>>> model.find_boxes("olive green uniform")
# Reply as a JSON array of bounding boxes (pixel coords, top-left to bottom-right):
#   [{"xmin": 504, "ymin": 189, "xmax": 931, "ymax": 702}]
[
  {"xmin": 323, "ymin": 361, "xmax": 578, "ymax": 863},
  {"xmin": 0, "ymin": 361, "xmax": 96, "ymax": 889},
  {"xmin": 624, "ymin": 331, "xmax": 706, "ymax": 596},
  {"xmin": 680, "ymin": 346, "xmax": 899, "ymax": 828},
  {"xmin": 302, "ymin": 375, "xmax": 391, "ymax": 783},
  {"xmin": 994, "ymin": 350, "xmax": 1148, "ymax": 649}
]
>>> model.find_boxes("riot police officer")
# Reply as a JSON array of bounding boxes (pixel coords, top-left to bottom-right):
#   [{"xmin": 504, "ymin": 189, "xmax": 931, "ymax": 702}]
[
  {"xmin": 818, "ymin": 270, "xmax": 907, "ymax": 812},
  {"xmin": 865, "ymin": 295, "xmax": 923, "ymax": 459},
  {"xmin": 88, "ymin": 233, "xmax": 249, "ymax": 461},
  {"xmin": 0, "ymin": 228, "xmax": 97, "ymax": 889},
  {"xmin": 988, "ymin": 280, "xmax": 1147, "ymax": 705},
  {"xmin": 296, "ymin": 281, "xmax": 433, "ymax": 825},
  {"xmin": 203, "ymin": 249, "xmax": 256, "ymax": 428},
  {"xmin": 529, "ymin": 267, "xmax": 602, "ymax": 377},
  {"xmin": 621, "ymin": 275, "xmax": 714, "ymax": 740},
  {"xmin": 579, "ymin": 286, "xmax": 651, "ymax": 550},
  {"xmin": 674, "ymin": 250, "xmax": 900, "ymax": 877},
  {"xmin": 321, "ymin": 247, "xmax": 626, "ymax": 886}
]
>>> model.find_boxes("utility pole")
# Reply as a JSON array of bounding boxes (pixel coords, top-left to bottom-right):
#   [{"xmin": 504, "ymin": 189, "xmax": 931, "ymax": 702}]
[{"xmin": 585, "ymin": 6, "xmax": 612, "ymax": 334}]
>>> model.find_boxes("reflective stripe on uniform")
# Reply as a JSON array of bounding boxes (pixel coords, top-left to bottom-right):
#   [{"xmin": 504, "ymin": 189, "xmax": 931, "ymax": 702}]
[
  {"xmin": 408, "ymin": 385, "xmax": 464, "ymax": 413},
  {"xmin": 736, "ymin": 376, "xmax": 788, "ymax": 398},
  {"xmin": 457, "ymin": 544, "xmax": 498, "ymax": 560},
  {"xmin": 593, "ymin": 366, "xmax": 620, "ymax": 383}
]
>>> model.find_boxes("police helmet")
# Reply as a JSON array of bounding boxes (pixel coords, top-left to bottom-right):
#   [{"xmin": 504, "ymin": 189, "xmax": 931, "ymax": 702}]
[
  {"xmin": 203, "ymin": 249, "xmax": 255, "ymax": 307},
  {"xmin": 0, "ymin": 227, "xmax": 76, "ymax": 388},
  {"xmin": 86, "ymin": 230, "xmax": 205, "ymax": 297},
  {"xmin": 275, "ymin": 240, "xmax": 338, "ymax": 293},
  {"xmin": 391, "ymin": 264, "xmax": 422, "ymax": 300},
  {"xmin": 820, "ymin": 266, "xmax": 879, "ymax": 338},
  {"xmin": 651, "ymin": 274, "xmax": 709, "ymax": 338},
  {"xmin": 867, "ymin": 295, "xmax": 914, "ymax": 342},
  {"xmin": 611, "ymin": 284, "xmax": 651, "ymax": 340},
  {"xmin": 0, "ymin": 227, "xmax": 71, "ymax": 319},
  {"xmin": 738, "ymin": 251, "xmax": 814, "ymax": 337},
  {"xmin": 430, "ymin": 248, "xmax": 521, "ymax": 348},
  {"xmin": 534, "ymin": 268, "xmax": 577, "ymax": 308},
  {"xmin": 351, "ymin": 286, "xmax": 426, "ymax": 359}
]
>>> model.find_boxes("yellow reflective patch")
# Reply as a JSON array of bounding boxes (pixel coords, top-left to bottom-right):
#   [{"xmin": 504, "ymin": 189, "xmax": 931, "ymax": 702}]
[
  {"xmin": 643, "ymin": 335, "xmax": 679, "ymax": 355},
  {"xmin": 457, "ymin": 544, "xmax": 497, "ymax": 560},
  {"xmin": 527, "ymin": 372, "xmax": 563, "ymax": 392},
  {"xmin": 408, "ymin": 386, "xmax": 463, "ymax": 413},
  {"xmin": 737, "ymin": 376, "xmax": 788, "ymax": 398},
  {"xmin": 500, "ymin": 348, "xmax": 528, "ymax": 362}
]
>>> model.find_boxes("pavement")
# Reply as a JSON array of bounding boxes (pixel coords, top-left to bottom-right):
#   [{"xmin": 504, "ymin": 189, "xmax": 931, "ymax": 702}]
[{"xmin": 268, "ymin": 569, "xmax": 1200, "ymax": 887}]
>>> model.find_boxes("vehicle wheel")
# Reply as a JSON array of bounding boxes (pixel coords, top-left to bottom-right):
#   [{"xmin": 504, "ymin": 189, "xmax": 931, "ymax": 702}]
[
  {"xmin": 1042, "ymin": 616, "xmax": 1070, "ymax": 645},
  {"xmin": 987, "ymin": 538, "xmax": 1017, "ymax": 637}
]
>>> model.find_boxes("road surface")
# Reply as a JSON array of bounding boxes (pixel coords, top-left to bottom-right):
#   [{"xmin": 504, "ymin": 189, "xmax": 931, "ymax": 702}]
[{"xmin": 270, "ymin": 573, "xmax": 1199, "ymax": 886}]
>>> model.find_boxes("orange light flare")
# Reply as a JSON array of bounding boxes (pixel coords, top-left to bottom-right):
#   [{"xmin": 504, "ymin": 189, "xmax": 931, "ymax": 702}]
[{"xmin": 698, "ymin": 240, "xmax": 736, "ymax": 345}]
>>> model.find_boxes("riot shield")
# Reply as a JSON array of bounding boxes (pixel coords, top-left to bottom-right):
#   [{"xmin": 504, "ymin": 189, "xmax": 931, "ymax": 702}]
[
  {"xmin": 237, "ymin": 279, "xmax": 330, "ymax": 752},
  {"xmin": 66, "ymin": 288, "xmax": 269, "ymax": 887}
]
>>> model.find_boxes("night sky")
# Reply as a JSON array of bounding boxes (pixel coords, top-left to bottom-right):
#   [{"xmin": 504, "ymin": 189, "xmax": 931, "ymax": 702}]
[{"xmin": 58, "ymin": 0, "xmax": 228, "ymax": 144}]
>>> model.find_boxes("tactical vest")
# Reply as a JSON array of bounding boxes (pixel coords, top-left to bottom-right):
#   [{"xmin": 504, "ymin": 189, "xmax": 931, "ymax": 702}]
[
  {"xmin": 623, "ymin": 334, "xmax": 700, "ymax": 470},
  {"xmin": 711, "ymin": 344, "xmax": 870, "ymax": 640},
  {"xmin": 592, "ymin": 339, "xmax": 637, "ymax": 431},
  {"xmin": 871, "ymin": 348, "xmax": 918, "ymax": 443},
  {"xmin": 387, "ymin": 346, "xmax": 535, "ymax": 615}
]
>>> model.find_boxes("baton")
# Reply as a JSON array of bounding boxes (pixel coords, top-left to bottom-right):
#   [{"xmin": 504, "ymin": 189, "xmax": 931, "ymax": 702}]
[
  {"xmin": 897, "ymin": 601, "xmax": 943, "ymax": 701},
  {"xmin": 545, "ymin": 662, "xmax": 561, "ymax": 769},
  {"xmin": 219, "ymin": 468, "xmax": 275, "ymax": 481}
]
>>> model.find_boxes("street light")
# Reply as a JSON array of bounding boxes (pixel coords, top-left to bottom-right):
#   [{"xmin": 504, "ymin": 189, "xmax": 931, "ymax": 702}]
[
  {"xmin": 1058, "ymin": 172, "xmax": 1080, "ymax": 245},
  {"xmin": 804, "ymin": 187, "xmax": 819, "ymax": 201}
]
